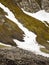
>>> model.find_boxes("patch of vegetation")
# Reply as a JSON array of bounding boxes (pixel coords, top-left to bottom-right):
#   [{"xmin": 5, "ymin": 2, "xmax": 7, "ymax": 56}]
[
  {"xmin": 40, "ymin": 48, "xmax": 49, "ymax": 53},
  {"xmin": 0, "ymin": 44, "xmax": 9, "ymax": 48},
  {"xmin": 0, "ymin": 8, "xmax": 7, "ymax": 15},
  {"xmin": 0, "ymin": 0, "xmax": 49, "ymax": 53},
  {"xmin": 0, "ymin": 7, "xmax": 24, "ymax": 46}
]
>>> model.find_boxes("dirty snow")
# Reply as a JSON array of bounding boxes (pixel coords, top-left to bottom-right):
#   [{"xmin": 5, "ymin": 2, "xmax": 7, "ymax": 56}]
[{"xmin": 0, "ymin": 3, "xmax": 49, "ymax": 57}]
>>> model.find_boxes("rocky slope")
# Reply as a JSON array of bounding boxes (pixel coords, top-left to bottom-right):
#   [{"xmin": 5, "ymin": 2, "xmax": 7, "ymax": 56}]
[
  {"xmin": 0, "ymin": 0, "xmax": 49, "ymax": 65},
  {"xmin": 15, "ymin": 0, "xmax": 41, "ymax": 12},
  {"xmin": 42, "ymin": 0, "xmax": 49, "ymax": 12},
  {"xmin": 15, "ymin": 0, "xmax": 49, "ymax": 13},
  {"xmin": 0, "ymin": 0, "xmax": 49, "ymax": 54},
  {"xmin": 3, "ymin": 0, "xmax": 49, "ymax": 52},
  {"xmin": 0, "ymin": 47, "xmax": 49, "ymax": 65}
]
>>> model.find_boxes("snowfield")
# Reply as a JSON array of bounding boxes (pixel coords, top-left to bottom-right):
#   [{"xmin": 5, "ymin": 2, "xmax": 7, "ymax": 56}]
[{"xmin": 0, "ymin": 3, "xmax": 49, "ymax": 57}]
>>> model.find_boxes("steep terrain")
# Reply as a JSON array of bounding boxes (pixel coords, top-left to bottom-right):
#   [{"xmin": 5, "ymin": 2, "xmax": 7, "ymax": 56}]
[
  {"xmin": 14, "ymin": 0, "xmax": 49, "ymax": 13},
  {"xmin": 42, "ymin": 0, "xmax": 49, "ymax": 12},
  {"xmin": 15, "ymin": 0, "xmax": 41, "ymax": 12},
  {"xmin": 0, "ymin": 0, "xmax": 49, "ymax": 64},
  {"xmin": 0, "ymin": 7, "xmax": 24, "ymax": 46},
  {"xmin": 0, "ymin": 0, "xmax": 49, "ymax": 53},
  {"xmin": 0, "ymin": 47, "xmax": 49, "ymax": 65}
]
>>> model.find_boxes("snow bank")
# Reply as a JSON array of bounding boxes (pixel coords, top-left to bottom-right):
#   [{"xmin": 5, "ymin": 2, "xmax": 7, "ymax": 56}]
[{"xmin": 0, "ymin": 3, "xmax": 49, "ymax": 57}]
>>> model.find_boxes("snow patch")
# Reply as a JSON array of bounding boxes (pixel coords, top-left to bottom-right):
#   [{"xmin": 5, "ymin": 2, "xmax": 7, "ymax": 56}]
[
  {"xmin": 22, "ymin": 9, "xmax": 49, "ymax": 27},
  {"xmin": 0, "ymin": 3, "xmax": 49, "ymax": 57}
]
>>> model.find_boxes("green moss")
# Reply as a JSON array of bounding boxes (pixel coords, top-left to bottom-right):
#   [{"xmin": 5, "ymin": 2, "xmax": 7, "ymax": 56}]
[
  {"xmin": 0, "ymin": 17, "xmax": 24, "ymax": 46},
  {"xmin": 40, "ymin": 48, "xmax": 49, "ymax": 54},
  {"xmin": 0, "ymin": 44, "xmax": 8, "ymax": 48},
  {"xmin": 0, "ymin": 0, "xmax": 49, "ymax": 53}
]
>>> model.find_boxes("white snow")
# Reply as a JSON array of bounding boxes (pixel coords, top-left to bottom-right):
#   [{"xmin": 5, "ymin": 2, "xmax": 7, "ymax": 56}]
[
  {"xmin": 22, "ymin": 9, "xmax": 49, "ymax": 27},
  {"xmin": 0, "ymin": 3, "xmax": 49, "ymax": 57}
]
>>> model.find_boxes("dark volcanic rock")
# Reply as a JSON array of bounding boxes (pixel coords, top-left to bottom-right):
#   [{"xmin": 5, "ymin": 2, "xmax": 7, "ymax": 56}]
[{"xmin": 0, "ymin": 47, "xmax": 49, "ymax": 65}]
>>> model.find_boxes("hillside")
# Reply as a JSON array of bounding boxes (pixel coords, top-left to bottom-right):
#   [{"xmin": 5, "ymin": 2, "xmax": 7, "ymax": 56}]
[
  {"xmin": 0, "ymin": 0, "xmax": 49, "ymax": 65},
  {"xmin": 0, "ymin": 7, "xmax": 24, "ymax": 46},
  {"xmin": 15, "ymin": 0, "xmax": 49, "ymax": 12}
]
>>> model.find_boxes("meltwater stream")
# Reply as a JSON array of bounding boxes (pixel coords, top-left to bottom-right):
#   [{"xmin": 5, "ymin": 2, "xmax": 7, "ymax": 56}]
[{"xmin": 0, "ymin": 3, "xmax": 49, "ymax": 57}]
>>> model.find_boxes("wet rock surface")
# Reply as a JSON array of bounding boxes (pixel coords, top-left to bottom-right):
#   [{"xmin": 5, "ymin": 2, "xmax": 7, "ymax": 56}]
[{"xmin": 0, "ymin": 47, "xmax": 49, "ymax": 65}]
